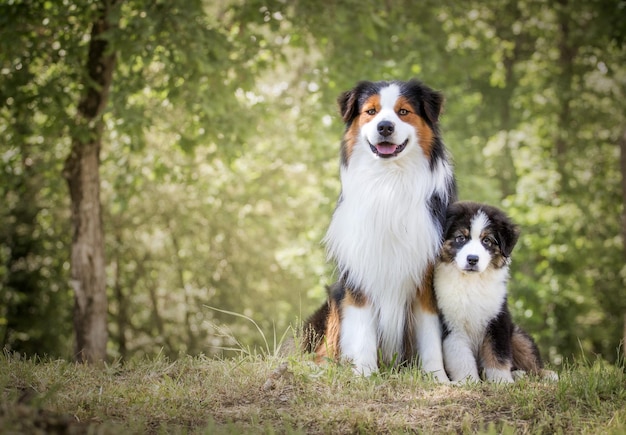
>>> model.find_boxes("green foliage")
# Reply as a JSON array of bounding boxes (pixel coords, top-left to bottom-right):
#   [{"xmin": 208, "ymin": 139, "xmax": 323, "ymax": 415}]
[
  {"xmin": 0, "ymin": 148, "xmax": 72, "ymax": 357},
  {"xmin": 0, "ymin": 0, "xmax": 77, "ymax": 356},
  {"xmin": 0, "ymin": 0, "xmax": 625, "ymax": 364}
]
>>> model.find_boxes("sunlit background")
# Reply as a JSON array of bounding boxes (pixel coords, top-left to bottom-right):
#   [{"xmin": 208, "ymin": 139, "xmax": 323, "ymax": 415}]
[{"xmin": 1, "ymin": 0, "xmax": 625, "ymax": 366}]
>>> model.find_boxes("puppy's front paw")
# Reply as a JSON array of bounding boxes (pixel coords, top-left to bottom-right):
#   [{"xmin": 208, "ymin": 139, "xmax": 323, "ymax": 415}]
[
  {"xmin": 484, "ymin": 368, "xmax": 514, "ymax": 383},
  {"xmin": 540, "ymin": 369, "xmax": 559, "ymax": 382},
  {"xmin": 451, "ymin": 374, "xmax": 481, "ymax": 386},
  {"xmin": 512, "ymin": 370, "xmax": 527, "ymax": 381},
  {"xmin": 427, "ymin": 369, "xmax": 450, "ymax": 384}
]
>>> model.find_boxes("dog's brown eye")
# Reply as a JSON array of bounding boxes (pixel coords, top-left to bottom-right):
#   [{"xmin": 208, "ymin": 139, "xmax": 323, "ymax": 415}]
[
  {"xmin": 454, "ymin": 235, "xmax": 465, "ymax": 244},
  {"xmin": 365, "ymin": 108, "xmax": 376, "ymax": 115},
  {"xmin": 482, "ymin": 236, "xmax": 495, "ymax": 247},
  {"xmin": 398, "ymin": 108, "xmax": 409, "ymax": 116}
]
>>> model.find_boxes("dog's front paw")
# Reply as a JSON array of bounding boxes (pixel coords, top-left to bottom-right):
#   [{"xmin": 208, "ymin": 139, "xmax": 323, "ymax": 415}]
[
  {"xmin": 426, "ymin": 369, "xmax": 450, "ymax": 384},
  {"xmin": 540, "ymin": 369, "xmax": 559, "ymax": 382},
  {"xmin": 351, "ymin": 361, "xmax": 378, "ymax": 377},
  {"xmin": 512, "ymin": 370, "xmax": 527, "ymax": 381},
  {"xmin": 484, "ymin": 368, "xmax": 514, "ymax": 383},
  {"xmin": 450, "ymin": 373, "xmax": 481, "ymax": 385},
  {"xmin": 452, "ymin": 378, "xmax": 480, "ymax": 386}
]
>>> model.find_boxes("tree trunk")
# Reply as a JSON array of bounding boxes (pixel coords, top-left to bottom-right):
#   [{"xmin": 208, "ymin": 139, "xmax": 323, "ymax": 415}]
[
  {"xmin": 112, "ymin": 240, "xmax": 128, "ymax": 360},
  {"xmin": 554, "ymin": 0, "xmax": 578, "ymax": 194},
  {"xmin": 63, "ymin": 0, "xmax": 118, "ymax": 364},
  {"xmin": 492, "ymin": 0, "xmax": 525, "ymax": 199},
  {"xmin": 620, "ymin": 127, "xmax": 626, "ymax": 361}
]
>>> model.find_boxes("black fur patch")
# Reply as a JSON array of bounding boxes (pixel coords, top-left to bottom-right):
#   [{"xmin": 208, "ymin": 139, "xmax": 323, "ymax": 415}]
[
  {"xmin": 484, "ymin": 299, "xmax": 514, "ymax": 365},
  {"xmin": 444, "ymin": 202, "xmax": 520, "ymax": 258}
]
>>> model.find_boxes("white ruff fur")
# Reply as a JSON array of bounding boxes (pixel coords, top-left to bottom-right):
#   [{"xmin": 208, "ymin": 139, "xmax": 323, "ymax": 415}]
[{"xmin": 324, "ymin": 85, "xmax": 454, "ymax": 369}]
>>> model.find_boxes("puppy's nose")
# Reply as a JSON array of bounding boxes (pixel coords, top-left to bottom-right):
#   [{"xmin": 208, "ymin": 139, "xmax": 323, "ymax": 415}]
[
  {"xmin": 377, "ymin": 121, "xmax": 394, "ymax": 137},
  {"xmin": 467, "ymin": 255, "xmax": 479, "ymax": 266}
]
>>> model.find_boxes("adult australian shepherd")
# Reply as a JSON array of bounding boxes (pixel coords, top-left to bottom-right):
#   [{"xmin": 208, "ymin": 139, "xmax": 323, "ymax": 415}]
[
  {"xmin": 434, "ymin": 201, "xmax": 557, "ymax": 383},
  {"xmin": 303, "ymin": 79, "xmax": 456, "ymax": 381}
]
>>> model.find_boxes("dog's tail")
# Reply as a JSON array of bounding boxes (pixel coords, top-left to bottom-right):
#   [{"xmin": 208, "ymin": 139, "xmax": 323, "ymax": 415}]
[
  {"xmin": 511, "ymin": 325, "xmax": 559, "ymax": 381},
  {"xmin": 302, "ymin": 298, "xmax": 330, "ymax": 353},
  {"xmin": 302, "ymin": 282, "xmax": 341, "ymax": 353}
]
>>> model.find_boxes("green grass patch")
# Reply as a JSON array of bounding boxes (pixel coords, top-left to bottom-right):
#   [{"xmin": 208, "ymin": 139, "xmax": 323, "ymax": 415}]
[{"xmin": 1, "ymin": 350, "xmax": 624, "ymax": 434}]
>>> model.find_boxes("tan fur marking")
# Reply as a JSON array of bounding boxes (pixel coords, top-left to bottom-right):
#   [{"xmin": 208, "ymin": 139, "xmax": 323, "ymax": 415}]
[
  {"xmin": 395, "ymin": 96, "xmax": 434, "ymax": 158},
  {"xmin": 343, "ymin": 288, "xmax": 368, "ymax": 308},
  {"xmin": 480, "ymin": 335, "xmax": 512, "ymax": 372},
  {"xmin": 439, "ymin": 239, "xmax": 456, "ymax": 263},
  {"xmin": 415, "ymin": 116, "xmax": 434, "ymax": 158},
  {"xmin": 315, "ymin": 299, "xmax": 340, "ymax": 363},
  {"xmin": 359, "ymin": 94, "xmax": 381, "ymax": 127},
  {"xmin": 343, "ymin": 123, "xmax": 358, "ymax": 162},
  {"xmin": 511, "ymin": 331, "xmax": 541, "ymax": 374},
  {"xmin": 417, "ymin": 263, "xmax": 439, "ymax": 314},
  {"xmin": 342, "ymin": 94, "xmax": 381, "ymax": 163},
  {"xmin": 480, "ymin": 229, "xmax": 508, "ymax": 268}
]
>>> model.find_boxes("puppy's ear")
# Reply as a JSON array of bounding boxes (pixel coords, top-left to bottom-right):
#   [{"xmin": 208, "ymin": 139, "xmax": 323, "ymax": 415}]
[
  {"xmin": 500, "ymin": 223, "xmax": 521, "ymax": 257},
  {"xmin": 337, "ymin": 81, "xmax": 372, "ymax": 124},
  {"xmin": 443, "ymin": 202, "xmax": 463, "ymax": 239}
]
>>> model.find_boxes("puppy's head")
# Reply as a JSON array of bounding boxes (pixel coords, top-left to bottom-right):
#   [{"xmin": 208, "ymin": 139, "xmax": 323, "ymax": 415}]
[
  {"xmin": 337, "ymin": 79, "xmax": 443, "ymax": 166},
  {"xmin": 441, "ymin": 202, "xmax": 520, "ymax": 273}
]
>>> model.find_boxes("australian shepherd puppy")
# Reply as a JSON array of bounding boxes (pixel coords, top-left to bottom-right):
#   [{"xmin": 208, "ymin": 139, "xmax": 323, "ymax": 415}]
[
  {"xmin": 434, "ymin": 201, "xmax": 556, "ymax": 383},
  {"xmin": 304, "ymin": 79, "xmax": 456, "ymax": 381}
]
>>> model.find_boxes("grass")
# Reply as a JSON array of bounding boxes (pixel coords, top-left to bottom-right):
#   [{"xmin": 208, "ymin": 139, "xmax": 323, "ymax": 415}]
[{"xmin": 1, "ymin": 348, "xmax": 625, "ymax": 434}]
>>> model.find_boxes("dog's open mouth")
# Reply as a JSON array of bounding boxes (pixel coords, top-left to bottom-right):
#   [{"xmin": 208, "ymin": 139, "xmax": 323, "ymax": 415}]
[{"xmin": 369, "ymin": 140, "xmax": 408, "ymax": 158}]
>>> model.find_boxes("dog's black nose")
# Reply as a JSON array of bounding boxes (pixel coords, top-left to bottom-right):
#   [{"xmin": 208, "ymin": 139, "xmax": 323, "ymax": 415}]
[
  {"xmin": 467, "ymin": 255, "xmax": 479, "ymax": 266},
  {"xmin": 377, "ymin": 121, "xmax": 394, "ymax": 137}
]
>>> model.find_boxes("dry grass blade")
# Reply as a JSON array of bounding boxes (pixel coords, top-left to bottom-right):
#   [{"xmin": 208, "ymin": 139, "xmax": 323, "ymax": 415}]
[{"xmin": 0, "ymin": 350, "xmax": 625, "ymax": 434}]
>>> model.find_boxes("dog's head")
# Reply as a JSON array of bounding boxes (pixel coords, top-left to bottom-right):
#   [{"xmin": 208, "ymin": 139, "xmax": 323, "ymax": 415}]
[
  {"xmin": 337, "ymin": 79, "xmax": 443, "ymax": 166},
  {"xmin": 441, "ymin": 201, "xmax": 520, "ymax": 273}
]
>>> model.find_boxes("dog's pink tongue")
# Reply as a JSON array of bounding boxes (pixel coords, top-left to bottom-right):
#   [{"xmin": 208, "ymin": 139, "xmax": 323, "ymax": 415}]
[{"xmin": 376, "ymin": 143, "xmax": 397, "ymax": 155}]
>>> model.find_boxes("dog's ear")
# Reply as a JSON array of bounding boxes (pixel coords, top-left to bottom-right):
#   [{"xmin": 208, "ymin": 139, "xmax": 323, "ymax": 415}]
[
  {"xmin": 406, "ymin": 79, "xmax": 444, "ymax": 126},
  {"xmin": 338, "ymin": 89, "xmax": 358, "ymax": 123},
  {"xmin": 422, "ymin": 88, "xmax": 444, "ymax": 126},
  {"xmin": 443, "ymin": 202, "xmax": 462, "ymax": 239},
  {"xmin": 338, "ymin": 81, "xmax": 372, "ymax": 124},
  {"xmin": 500, "ymin": 222, "xmax": 521, "ymax": 257}
]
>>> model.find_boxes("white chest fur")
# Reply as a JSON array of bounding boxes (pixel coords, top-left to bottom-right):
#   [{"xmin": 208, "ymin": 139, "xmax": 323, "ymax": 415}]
[
  {"xmin": 324, "ymin": 145, "xmax": 452, "ymax": 360},
  {"xmin": 434, "ymin": 263, "xmax": 509, "ymax": 352}
]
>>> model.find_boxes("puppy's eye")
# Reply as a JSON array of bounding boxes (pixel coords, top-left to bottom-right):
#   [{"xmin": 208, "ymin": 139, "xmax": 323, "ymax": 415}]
[
  {"xmin": 482, "ymin": 236, "xmax": 496, "ymax": 248},
  {"xmin": 398, "ymin": 108, "xmax": 409, "ymax": 116},
  {"xmin": 365, "ymin": 108, "xmax": 377, "ymax": 115},
  {"xmin": 454, "ymin": 235, "xmax": 466, "ymax": 244}
]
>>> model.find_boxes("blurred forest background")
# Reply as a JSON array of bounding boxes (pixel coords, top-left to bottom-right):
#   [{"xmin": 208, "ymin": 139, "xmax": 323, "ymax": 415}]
[{"xmin": 1, "ymin": 0, "xmax": 625, "ymax": 367}]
